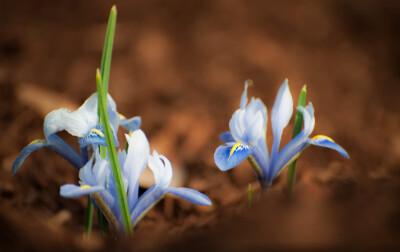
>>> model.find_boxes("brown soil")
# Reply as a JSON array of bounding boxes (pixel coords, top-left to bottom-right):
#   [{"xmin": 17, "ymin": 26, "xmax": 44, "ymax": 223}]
[{"xmin": 1, "ymin": 0, "xmax": 399, "ymax": 251}]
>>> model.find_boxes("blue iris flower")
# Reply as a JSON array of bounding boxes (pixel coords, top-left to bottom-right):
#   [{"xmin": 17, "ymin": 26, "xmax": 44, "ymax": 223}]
[
  {"xmin": 12, "ymin": 93, "xmax": 141, "ymax": 175},
  {"xmin": 60, "ymin": 129, "xmax": 211, "ymax": 233},
  {"xmin": 214, "ymin": 79, "xmax": 349, "ymax": 187}
]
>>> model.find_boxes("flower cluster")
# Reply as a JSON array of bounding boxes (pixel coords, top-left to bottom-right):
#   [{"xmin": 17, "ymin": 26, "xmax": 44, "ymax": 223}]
[
  {"xmin": 214, "ymin": 80, "xmax": 349, "ymax": 187},
  {"xmin": 13, "ymin": 93, "xmax": 211, "ymax": 234}
]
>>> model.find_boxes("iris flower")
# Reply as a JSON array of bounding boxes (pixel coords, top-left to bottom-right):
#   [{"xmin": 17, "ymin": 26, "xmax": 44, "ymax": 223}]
[
  {"xmin": 61, "ymin": 129, "xmax": 211, "ymax": 233},
  {"xmin": 12, "ymin": 93, "xmax": 140, "ymax": 175},
  {"xmin": 214, "ymin": 80, "xmax": 349, "ymax": 187}
]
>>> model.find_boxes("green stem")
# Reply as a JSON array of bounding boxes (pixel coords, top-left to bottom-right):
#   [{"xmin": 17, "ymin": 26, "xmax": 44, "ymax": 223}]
[
  {"xmin": 96, "ymin": 70, "xmax": 133, "ymax": 236},
  {"xmin": 84, "ymin": 197, "xmax": 94, "ymax": 238},
  {"xmin": 286, "ymin": 85, "xmax": 307, "ymax": 197}
]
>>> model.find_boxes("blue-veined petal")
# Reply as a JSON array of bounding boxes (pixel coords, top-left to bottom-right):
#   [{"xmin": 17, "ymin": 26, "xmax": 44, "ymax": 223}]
[
  {"xmin": 270, "ymin": 103, "xmax": 315, "ymax": 178},
  {"xmin": 11, "ymin": 139, "xmax": 47, "ymax": 175},
  {"xmin": 78, "ymin": 124, "xmax": 119, "ymax": 148},
  {"xmin": 308, "ymin": 135, "xmax": 349, "ymax": 159},
  {"xmin": 12, "ymin": 134, "xmax": 84, "ymax": 175},
  {"xmin": 120, "ymin": 116, "xmax": 141, "ymax": 132},
  {"xmin": 270, "ymin": 79, "xmax": 293, "ymax": 167},
  {"xmin": 123, "ymin": 130, "xmax": 150, "ymax": 209},
  {"xmin": 60, "ymin": 184, "xmax": 105, "ymax": 198},
  {"xmin": 220, "ymin": 131, "xmax": 235, "ymax": 143},
  {"xmin": 130, "ymin": 184, "xmax": 166, "ymax": 226},
  {"xmin": 165, "ymin": 187, "xmax": 211, "ymax": 206},
  {"xmin": 214, "ymin": 142, "xmax": 255, "ymax": 171}
]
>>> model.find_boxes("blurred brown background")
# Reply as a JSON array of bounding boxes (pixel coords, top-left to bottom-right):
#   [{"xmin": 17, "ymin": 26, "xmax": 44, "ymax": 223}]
[{"xmin": 0, "ymin": 0, "xmax": 399, "ymax": 251}]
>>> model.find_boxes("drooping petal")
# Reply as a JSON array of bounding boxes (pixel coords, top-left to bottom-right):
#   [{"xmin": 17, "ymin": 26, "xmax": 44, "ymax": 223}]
[
  {"xmin": 12, "ymin": 134, "xmax": 84, "ymax": 176},
  {"xmin": 60, "ymin": 184, "xmax": 105, "ymax": 198},
  {"xmin": 308, "ymin": 135, "xmax": 350, "ymax": 159},
  {"xmin": 165, "ymin": 187, "xmax": 211, "ymax": 206},
  {"xmin": 270, "ymin": 79, "xmax": 293, "ymax": 166},
  {"xmin": 123, "ymin": 130, "xmax": 150, "ymax": 209},
  {"xmin": 120, "ymin": 116, "xmax": 141, "ymax": 132},
  {"xmin": 44, "ymin": 106, "xmax": 98, "ymax": 138},
  {"xmin": 220, "ymin": 131, "xmax": 235, "ymax": 143},
  {"xmin": 11, "ymin": 139, "xmax": 47, "ymax": 175},
  {"xmin": 214, "ymin": 143, "xmax": 255, "ymax": 171}
]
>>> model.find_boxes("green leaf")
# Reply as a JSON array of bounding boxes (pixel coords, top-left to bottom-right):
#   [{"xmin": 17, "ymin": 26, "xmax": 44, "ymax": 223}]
[
  {"xmin": 96, "ymin": 69, "xmax": 133, "ymax": 236},
  {"xmin": 84, "ymin": 197, "xmax": 94, "ymax": 238},
  {"xmin": 100, "ymin": 5, "xmax": 117, "ymax": 95},
  {"xmin": 286, "ymin": 85, "xmax": 307, "ymax": 197}
]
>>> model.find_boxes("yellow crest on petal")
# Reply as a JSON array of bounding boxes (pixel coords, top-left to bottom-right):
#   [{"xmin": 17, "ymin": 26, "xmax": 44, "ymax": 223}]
[
  {"xmin": 312, "ymin": 135, "xmax": 335, "ymax": 142},
  {"xmin": 230, "ymin": 142, "xmax": 243, "ymax": 157}
]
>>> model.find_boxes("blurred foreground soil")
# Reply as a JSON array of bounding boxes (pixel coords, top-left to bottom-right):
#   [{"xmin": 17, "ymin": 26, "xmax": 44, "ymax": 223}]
[{"xmin": 1, "ymin": 0, "xmax": 399, "ymax": 251}]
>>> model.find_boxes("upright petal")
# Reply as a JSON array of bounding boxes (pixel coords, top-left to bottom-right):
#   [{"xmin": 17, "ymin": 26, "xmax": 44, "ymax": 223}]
[
  {"xmin": 214, "ymin": 142, "xmax": 255, "ymax": 171},
  {"xmin": 240, "ymin": 81, "xmax": 249, "ymax": 109},
  {"xmin": 148, "ymin": 151, "xmax": 173, "ymax": 188},
  {"xmin": 270, "ymin": 79, "xmax": 293, "ymax": 171},
  {"xmin": 123, "ymin": 130, "xmax": 150, "ymax": 209}
]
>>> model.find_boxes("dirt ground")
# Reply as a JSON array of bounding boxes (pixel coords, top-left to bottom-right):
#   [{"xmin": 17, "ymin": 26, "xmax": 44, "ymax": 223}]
[{"xmin": 1, "ymin": 0, "xmax": 399, "ymax": 251}]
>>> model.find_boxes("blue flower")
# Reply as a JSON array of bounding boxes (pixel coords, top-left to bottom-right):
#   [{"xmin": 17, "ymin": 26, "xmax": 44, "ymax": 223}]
[
  {"xmin": 214, "ymin": 79, "xmax": 349, "ymax": 187},
  {"xmin": 12, "ymin": 93, "xmax": 141, "ymax": 175},
  {"xmin": 60, "ymin": 129, "xmax": 211, "ymax": 233}
]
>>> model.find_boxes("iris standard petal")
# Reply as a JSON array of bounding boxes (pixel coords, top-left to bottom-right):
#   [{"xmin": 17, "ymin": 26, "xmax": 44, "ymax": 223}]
[
  {"xmin": 44, "ymin": 107, "xmax": 98, "ymax": 138},
  {"xmin": 148, "ymin": 151, "xmax": 173, "ymax": 188},
  {"xmin": 60, "ymin": 184, "xmax": 105, "ymax": 198},
  {"xmin": 123, "ymin": 130, "xmax": 150, "ymax": 208},
  {"xmin": 308, "ymin": 135, "xmax": 350, "ymax": 159},
  {"xmin": 165, "ymin": 187, "xmax": 212, "ymax": 206},
  {"xmin": 214, "ymin": 143, "xmax": 255, "ymax": 171},
  {"xmin": 120, "ymin": 116, "xmax": 141, "ymax": 132},
  {"xmin": 240, "ymin": 81, "xmax": 249, "ymax": 109},
  {"xmin": 270, "ymin": 79, "xmax": 293, "ymax": 165},
  {"xmin": 220, "ymin": 131, "xmax": 235, "ymax": 143},
  {"xmin": 229, "ymin": 109, "xmax": 246, "ymax": 142}
]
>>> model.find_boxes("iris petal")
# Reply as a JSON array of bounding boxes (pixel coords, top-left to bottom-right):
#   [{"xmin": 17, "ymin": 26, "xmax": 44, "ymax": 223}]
[
  {"xmin": 270, "ymin": 79, "xmax": 293, "ymax": 166},
  {"xmin": 60, "ymin": 184, "xmax": 105, "ymax": 198},
  {"xmin": 120, "ymin": 116, "xmax": 141, "ymax": 132},
  {"xmin": 220, "ymin": 131, "xmax": 235, "ymax": 143},
  {"xmin": 165, "ymin": 187, "xmax": 211, "ymax": 206},
  {"xmin": 308, "ymin": 136, "xmax": 350, "ymax": 159},
  {"xmin": 214, "ymin": 143, "xmax": 255, "ymax": 171},
  {"xmin": 11, "ymin": 139, "xmax": 47, "ymax": 175},
  {"xmin": 123, "ymin": 130, "xmax": 150, "ymax": 209}
]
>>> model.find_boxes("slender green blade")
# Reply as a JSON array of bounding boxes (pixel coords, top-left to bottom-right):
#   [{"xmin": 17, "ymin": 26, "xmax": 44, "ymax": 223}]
[
  {"xmin": 96, "ymin": 69, "xmax": 133, "ymax": 236},
  {"xmin": 84, "ymin": 197, "xmax": 94, "ymax": 238},
  {"xmin": 100, "ymin": 5, "xmax": 117, "ymax": 95},
  {"xmin": 248, "ymin": 184, "xmax": 253, "ymax": 207},
  {"xmin": 286, "ymin": 85, "xmax": 307, "ymax": 196}
]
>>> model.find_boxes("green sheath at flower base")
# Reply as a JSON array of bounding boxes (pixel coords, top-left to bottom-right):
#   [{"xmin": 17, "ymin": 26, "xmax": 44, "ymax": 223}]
[
  {"xmin": 96, "ymin": 69, "xmax": 133, "ymax": 236},
  {"xmin": 286, "ymin": 85, "xmax": 307, "ymax": 196}
]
